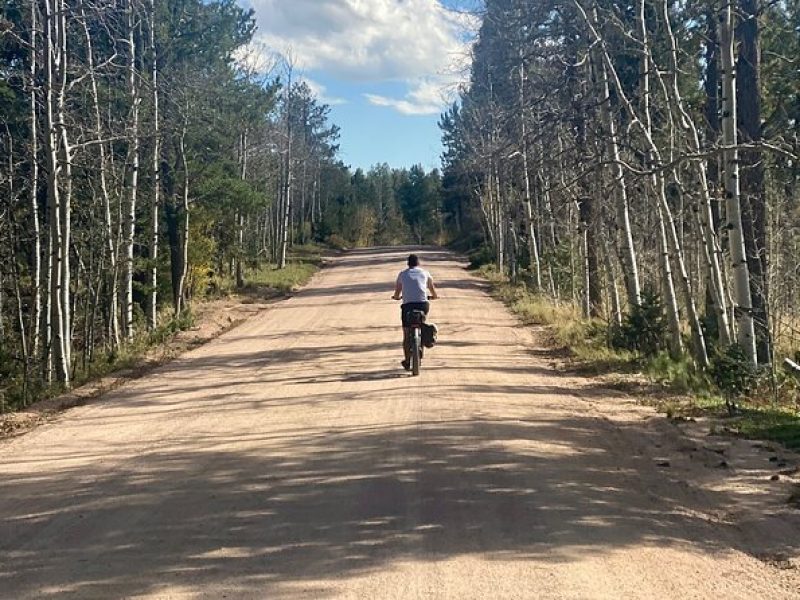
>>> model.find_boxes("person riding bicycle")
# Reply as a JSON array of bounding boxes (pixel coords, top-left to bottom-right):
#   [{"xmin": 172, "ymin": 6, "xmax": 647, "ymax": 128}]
[{"xmin": 392, "ymin": 254, "xmax": 438, "ymax": 371}]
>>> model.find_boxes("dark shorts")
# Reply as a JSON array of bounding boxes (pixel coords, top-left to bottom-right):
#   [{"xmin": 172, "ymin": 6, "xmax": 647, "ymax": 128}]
[{"xmin": 401, "ymin": 302, "xmax": 430, "ymax": 327}]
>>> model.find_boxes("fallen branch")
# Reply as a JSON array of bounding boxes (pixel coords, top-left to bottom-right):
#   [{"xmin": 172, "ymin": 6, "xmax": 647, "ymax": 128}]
[{"xmin": 784, "ymin": 358, "xmax": 800, "ymax": 377}]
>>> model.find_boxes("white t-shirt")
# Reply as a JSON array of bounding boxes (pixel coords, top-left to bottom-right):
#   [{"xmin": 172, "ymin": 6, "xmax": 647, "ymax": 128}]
[{"xmin": 397, "ymin": 267, "xmax": 431, "ymax": 304}]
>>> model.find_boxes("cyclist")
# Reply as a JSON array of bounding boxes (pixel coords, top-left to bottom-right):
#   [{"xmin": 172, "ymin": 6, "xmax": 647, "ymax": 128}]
[{"xmin": 392, "ymin": 254, "xmax": 438, "ymax": 371}]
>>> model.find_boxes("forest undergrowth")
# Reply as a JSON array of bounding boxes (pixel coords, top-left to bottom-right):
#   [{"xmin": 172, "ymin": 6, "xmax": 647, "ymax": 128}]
[{"xmin": 477, "ymin": 264, "xmax": 800, "ymax": 451}]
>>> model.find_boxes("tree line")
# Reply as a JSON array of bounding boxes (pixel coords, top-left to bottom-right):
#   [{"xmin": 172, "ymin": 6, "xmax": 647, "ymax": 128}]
[
  {"xmin": 0, "ymin": 0, "xmax": 444, "ymax": 407},
  {"xmin": 319, "ymin": 164, "xmax": 446, "ymax": 249},
  {"xmin": 441, "ymin": 0, "xmax": 800, "ymax": 375}
]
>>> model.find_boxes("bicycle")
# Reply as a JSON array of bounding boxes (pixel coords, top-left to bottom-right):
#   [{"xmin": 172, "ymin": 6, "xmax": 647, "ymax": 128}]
[{"xmin": 395, "ymin": 295, "xmax": 434, "ymax": 377}]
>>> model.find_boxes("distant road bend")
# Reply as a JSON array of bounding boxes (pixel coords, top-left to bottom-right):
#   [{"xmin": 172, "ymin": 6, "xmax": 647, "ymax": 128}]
[{"xmin": 1, "ymin": 247, "xmax": 798, "ymax": 599}]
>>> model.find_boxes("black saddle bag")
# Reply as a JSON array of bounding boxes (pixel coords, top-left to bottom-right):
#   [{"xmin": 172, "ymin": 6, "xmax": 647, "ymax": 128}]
[{"xmin": 421, "ymin": 323, "xmax": 438, "ymax": 348}]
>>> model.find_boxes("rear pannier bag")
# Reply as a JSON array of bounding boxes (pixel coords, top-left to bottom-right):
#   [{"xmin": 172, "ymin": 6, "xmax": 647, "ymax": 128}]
[{"xmin": 422, "ymin": 323, "xmax": 438, "ymax": 348}]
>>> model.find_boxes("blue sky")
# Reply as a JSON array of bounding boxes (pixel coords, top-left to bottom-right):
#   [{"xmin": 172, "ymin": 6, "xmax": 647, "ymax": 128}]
[{"xmin": 241, "ymin": 0, "xmax": 479, "ymax": 171}]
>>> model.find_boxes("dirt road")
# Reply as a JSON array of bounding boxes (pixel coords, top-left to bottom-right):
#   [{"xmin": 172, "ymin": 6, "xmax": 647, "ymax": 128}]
[{"xmin": 2, "ymin": 247, "xmax": 799, "ymax": 599}]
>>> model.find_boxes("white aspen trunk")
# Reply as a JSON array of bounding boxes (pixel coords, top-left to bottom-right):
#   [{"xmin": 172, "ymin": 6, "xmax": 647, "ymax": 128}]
[
  {"xmin": 124, "ymin": 0, "xmax": 140, "ymax": 341},
  {"xmin": 637, "ymin": 0, "xmax": 705, "ymax": 362},
  {"xmin": 597, "ymin": 58, "xmax": 641, "ymax": 307},
  {"xmin": 312, "ymin": 175, "xmax": 318, "ymax": 226},
  {"xmin": 311, "ymin": 161, "xmax": 320, "ymax": 226},
  {"xmin": 508, "ymin": 218, "xmax": 519, "ymax": 281},
  {"xmin": 639, "ymin": 0, "xmax": 651, "ymax": 124},
  {"xmin": 659, "ymin": 0, "xmax": 732, "ymax": 347},
  {"xmin": 272, "ymin": 193, "xmax": 279, "ymax": 260},
  {"xmin": 494, "ymin": 168, "xmax": 504, "ymax": 273},
  {"xmin": 521, "ymin": 156, "xmax": 541, "ymax": 289},
  {"xmin": 267, "ymin": 210, "xmax": 272, "ymax": 260},
  {"xmin": 236, "ymin": 129, "xmax": 247, "ymax": 286},
  {"xmin": 59, "ymin": 125, "xmax": 72, "ymax": 373},
  {"xmin": 518, "ymin": 61, "xmax": 541, "ymax": 290},
  {"xmin": 273, "ymin": 170, "xmax": 282, "ymax": 261},
  {"xmin": 477, "ymin": 185, "xmax": 495, "ymax": 250},
  {"xmin": 43, "ymin": 0, "xmax": 69, "ymax": 384},
  {"xmin": 278, "ymin": 78, "xmax": 293, "ymax": 269},
  {"xmin": 656, "ymin": 200, "xmax": 684, "ymax": 356},
  {"xmin": 7, "ymin": 137, "xmax": 29, "ymax": 361},
  {"xmin": 719, "ymin": 0, "xmax": 757, "ymax": 362},
  {"xmin": 579, "ymin": 201, "xmax": 591, "ymax": 319},
  {"xmin": 29, "ymin": 0, "xmax": 42, "ymax": 359},
  {"xmin": 537, "ymin": 170, "xmax": 557, "ymax": 248},
  {"xmin": 148, "ymin": 0, "xmax": 160, "ymax": 330},
  {"xmin": 299, "ymin": 159, "xmax": 307, "ymax": 245},
  {"xmin": 176, "ymin": 125, "xmax": 190, "ymax": 314},
  {"xmin": 657, "ymin": 176, "xmax": 710, "ymax": 365},
  {"xmin": 580, "ymin": 0, "xmax": 710, "ymax": 362},
  {"xmin": 10, "ymin": 230, "xmax": 30, "ymax": 363},
  {"xmin": 601, "ymin": 228, "xmax": 623, "ymax": 326},
  {"xmin": 80, "ymin": 1, "xmax": 120, "ymax": 348},
  {"xmin": 568, "ymin": 202, "xmax": 578, "ymax": 305},
  {"xmin": 641, "ymin": 0, "xmax": 706, "ymax": 363},
  {"xmin": 56, "ymin": 0, "xmax": 72, "ymax": 372},
  {"xmin": 44, "ymin": 213, "xmax": 53, "ymax": 382},
  {"xmin": 483, "ymin": 158, "xmax": 497, "ymax": 254},
  {"xmin": 279, "ymin": 146, "xmax": 292, "ymax": 269}
]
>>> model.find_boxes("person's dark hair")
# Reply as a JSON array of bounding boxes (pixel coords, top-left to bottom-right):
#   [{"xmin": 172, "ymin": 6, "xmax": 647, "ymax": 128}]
[{"xmin": 407, "ymin": 254, "xmax": 419, "ymax": 268}]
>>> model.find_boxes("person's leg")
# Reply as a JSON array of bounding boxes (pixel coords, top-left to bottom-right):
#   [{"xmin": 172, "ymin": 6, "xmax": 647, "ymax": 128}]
[
  {"xmin": 401, "ymin": 305, "xmax": 411, "ymax": 369},
  {"xmin": 403, "ymin": 327, "xmax": 411, "ymax": 363}
]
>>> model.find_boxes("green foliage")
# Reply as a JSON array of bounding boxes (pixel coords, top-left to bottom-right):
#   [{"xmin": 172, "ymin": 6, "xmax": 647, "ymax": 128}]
[
  {"xmin": 611, "ymin": 288, "xmax": 666, "ymax": 357},
  {"xmin": 325, "ymin": 234, "xmax": 349, "ymax": 251},
  {"xmin": 318, "ymin": 163, "xmax": 439, "ymax": 248},
  {"xmin": 732, "ymin": 409, "xmax": 800, "ymax": 450},
  {"xmin": 774, "ymin": 364, "xmax": 800, "ymax": 402},
  {"xmin": 467, "ymin": 245, "xmax": 495, "ymax": 270},
  {"xmin": 243, "ymin": 245, "xmax": 321, "ymax": 294},
  {"xmin": 541, "ymin": 242, "xmax": 578, "ymax": 301},
  {"xmin": 700, "ymin": 312, "xmax": 721, "ymax": 357},
  {"xmin": 709, "ymin": 344, "xmax": 759, "ymax": 413},
  {"xmin": 396, "ymin": 166, "xmax": 444, "ymax": 244},
  {"xmin": 247, "ymin": 262, "xmax": 317, "ymax": 294},
  {"xmin": 644, "ymin": 352, "xmax": 712, "ymax": 395},
  {"xmin": 147, "ymin": 310, "xmax": 196, "ymax": 346}
]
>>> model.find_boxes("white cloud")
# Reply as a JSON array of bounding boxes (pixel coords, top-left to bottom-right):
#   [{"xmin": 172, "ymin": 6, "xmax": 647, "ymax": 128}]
[
  {"xmin": 363, "ymin": 77, "xmax": 457, "ymax": 115},
  {"xmin": 300, "ymin": 77, "xmax": 348, "ymax": 106},
  {"xmin": 245, "ymin": 0, "xmax": 477, "ymax": 115},
  {"xmin": 364, "ymin": 93, "xmax": 439, "ymax": 116}
]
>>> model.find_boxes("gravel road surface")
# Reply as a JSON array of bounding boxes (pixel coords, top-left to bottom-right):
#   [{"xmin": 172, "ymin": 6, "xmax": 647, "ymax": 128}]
[{"xmin": 2, "ymin": 247, "xmax": 798, "ymax": 599}]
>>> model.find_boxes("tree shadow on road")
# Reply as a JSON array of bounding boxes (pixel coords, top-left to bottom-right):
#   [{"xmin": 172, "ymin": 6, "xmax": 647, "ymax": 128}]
[{"xmin": 3, "ymin": 412, "xmax": 799, "ymax": 598}]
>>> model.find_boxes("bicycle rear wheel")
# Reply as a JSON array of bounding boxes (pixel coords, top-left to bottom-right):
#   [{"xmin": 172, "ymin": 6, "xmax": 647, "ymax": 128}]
[{"xmin": 411, "ymin": 331, "xmax": 421, "ymax": 376}]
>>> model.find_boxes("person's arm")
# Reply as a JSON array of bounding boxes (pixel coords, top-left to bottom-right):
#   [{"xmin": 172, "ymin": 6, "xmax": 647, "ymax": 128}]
[
  {"xmin": 427, "ymin": 276, "xmax": 439, "ymax": 300},
  {"xmin": 392, "ymin": 275, "xmax": 402, "ymax": 300}
]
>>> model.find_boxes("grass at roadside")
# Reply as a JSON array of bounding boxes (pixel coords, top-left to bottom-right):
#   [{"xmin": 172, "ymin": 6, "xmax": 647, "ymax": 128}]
[
  {"xmin": 730, "ymin": 409, "xmax": 800, "ymax": 449},
  {"xmin": 477, "ymin": 265, "xmax": 800, "ymax": 450},
  {"xmin": 244, "ymin": 245, "xmax": 322, "ymax": 294},
  {"xmin": 477, "ymin": 265, "xmax": 635, "ymax": 371}
]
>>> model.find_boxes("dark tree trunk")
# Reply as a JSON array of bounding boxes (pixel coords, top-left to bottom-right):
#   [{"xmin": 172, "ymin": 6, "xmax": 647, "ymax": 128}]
[
  {"xmin": 579, "ymin": 197, "xmax": 602, "ymax": 318},
  {"xmin": 737, "ymin": 0, "xmax": 771, "ymax": 363},
  {"xmin": 162, "ymin": 157, "xmax": 183, "ymax": 314}
]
